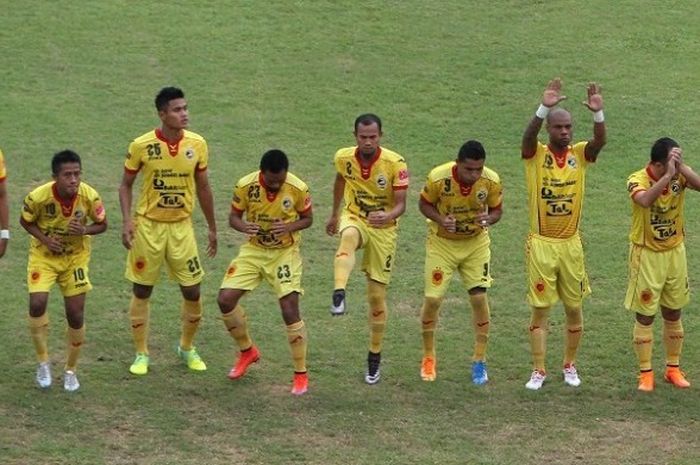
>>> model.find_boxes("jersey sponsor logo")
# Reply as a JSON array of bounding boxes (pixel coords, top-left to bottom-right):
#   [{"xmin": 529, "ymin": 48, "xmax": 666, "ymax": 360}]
[
  {"xmin": 157, "ymin": 193, "xmax": 186, "ymax": 209},
  {"xmin": 546, "ymin": 199, "xmax": 573, "ymax": 216},
  {"xmin": 398, "ymin": 168, "xmax": 409, "ymax": 181},
  {"xmin": 95, "ymin": 203, "xmax": 105, "ymax": 217},
  {"xmin": 542, "ymin": 154, "xmax": 554, "ymax": 169},
  {"xmin": 376, "ymin": 174, "xmax": 388, "ymax": 189}
]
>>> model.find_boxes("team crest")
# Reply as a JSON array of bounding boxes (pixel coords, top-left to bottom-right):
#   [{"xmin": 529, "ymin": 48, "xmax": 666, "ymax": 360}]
[
  {"xmin": 640, "ymin": 289, "xmax": 653, "ymax": 304},
  {"xmin": 376, "ymin": 174, "xmax": 388, "ymax": 189},
  {"xmin": 535, "ymin": 279, "xmax": 546, "ymax": 294},
  {"xmin": 74, "ymin": 210, "xmax": 84, "ymax": 219},
  {"xmin": 476, "ymin": 190, "xmax": 487, "ymax": 202},
  {"xmin": 670, "ymin": 179, "xmax": 681, "ymax": 195},
  {"xmin": 227, "ymin": 265, "xmax": 237, "ymax": 277},
  {"xmin": 135, "ymin": 257, "xmax": 146, "ymax": 273},
  {"xmin": 185, "ymin": 148, "xmax": 195, "ymax": 159},
  {"xmin": 567, "ymin": 157, "xmax": 577, "ymax": 169},
  {"xmin": 282, "ymin": 197, "xmax": 293, "ymax": 210},
  {"xmin": 30, "ymin": 271, "xmax": 41, "ymax": 283},
  {"xmin": 431, "ymin": 268, "xmax": 444, "ymax": 286}
]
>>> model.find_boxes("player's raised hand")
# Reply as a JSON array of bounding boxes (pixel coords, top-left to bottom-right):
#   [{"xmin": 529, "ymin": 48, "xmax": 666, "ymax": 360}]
[
  {"xmin": 206, "ymin": 228, "xmax": 217, "ymax": 258},
  {"xmin": 325, "ymin": 215, "xmax": 338, "ymax": 236},
  {"xmin": 543, "ymin": 78, "xmax": 567, "ymax": 107},
  {"xmin": 122, "ymin": 219, "xmax": 135, "ymax": 249},
  {"xmin": 583, "ymin": 82, "xmax": 603, "ymax": 112}
]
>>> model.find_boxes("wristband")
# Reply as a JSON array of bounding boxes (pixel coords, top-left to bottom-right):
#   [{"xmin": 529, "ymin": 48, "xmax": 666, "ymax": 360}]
[
  {"xmin": 0, "ymin": 230, "xmax": 9, "ymax": 239},
  {"xmin": 535, "ymin": 104, "xmax": 550, "ymax": 119},
  {"xmin": 593, "ymin": 110, "xmax": 605, "ymax": 123}
]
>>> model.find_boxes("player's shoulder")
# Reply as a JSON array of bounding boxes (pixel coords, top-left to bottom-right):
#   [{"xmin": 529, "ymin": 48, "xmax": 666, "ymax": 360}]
[
  {"xmin": 284, "ymin": 172, "xmax": 309, "ymax": 192},
  {"xmin": 627, "ymin": 167, "xmax": 648, "ymax": 182},
  {"xmin": 182, "ymin": 129, "xmax": 206, "ymax": 144},
  {"xmin": 380, "ymin": 147, "xmax": 406, "ymax": 163},
  {"xmin": 481, "ymin": 166, "xmax": 501, "ymax": 184},
  {"xmin": 334, "ymin": 146, "xmax": 355, "ymax": 160},
  {"xmin": 78, "ymin": 181, "xmax": 102, "ymax": 198},
  {"xmin": 427, "ymin": 161, "xmax": 454, "ymax": 181},
  {"xmin": 236, "ymin": 171, "xmax": 260, "ymax": 188},
  {"xmin": 27, "ymin": 181, "xmax": 54, "ymax": 199},
  {"xmin": 131, "ymin": 129, "xmax": 157, "ymax": 146}
]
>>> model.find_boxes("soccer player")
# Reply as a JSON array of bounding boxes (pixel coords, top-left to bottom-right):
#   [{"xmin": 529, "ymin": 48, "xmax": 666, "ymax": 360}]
[
  {"xmin": 119, "ymin": 86, "xmax": 217, "ymax": 375},
  {"xmin": 521, "ymin": 78, "xmax": 606, "ymax": 390},
  {"xmin": 418, "ymin": 140, "xmax": 502, "ymax": 385},
  {"xmin": 325, "ymin": 113, "xmax": 409, "ymax": 384},
  {"xmin": 217, "ymin": 149, "xmax": 312, "ymax": 395},
  {"xmin": 625, "ymin": 138, "xmax": 700, "ymax": 391},
  {"xmin": 0, "ymin": 147, "xmax": 10, "ymax": 258},
  {"xmin": 20, "ymin": 150, "xmax": 107, "ymax": 391}
]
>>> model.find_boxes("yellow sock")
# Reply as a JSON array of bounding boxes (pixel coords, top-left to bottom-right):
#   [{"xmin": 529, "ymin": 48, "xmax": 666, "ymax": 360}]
[
  {"xmin": 663, "ymin": 318, "xmax": 684, "ymax": 366},
  {"xmin": 333, "ymin": 228, "xmax": 360, "ymax": 289},
  {"xmin": 286, "ymin": 320, "xmax": 308, "ymax": 372},
  {"xmin": 633, "ymin": 321, "xmax": 654, "ymax": 371},
  {"xmin": 129, "ymin": 296, "xmax": 150, "ymax": 354},
  {"xmin": 563, "ymin": 305, "xmax": 583, "ymax": 365},
  {"xmin": 180, "ymin": 299, "xmax": 203, "ymax": 351},
  {"xmin": 65, "ymin": 325, "xmax": 85, "ymax": 372},
  {"xmin": 222, "ymin": 305, "xmax": 253, "ymax": 350},
  {"xmin": 368, "ymin": 280, "xmax": 387, "ymax": 353},
  {"xmin": 420, "ymin": 297, "xmax": 441, "ymax": 358},
  {"xmin": 29, "ymin": 313, "xmax": 49, "ymax": 363},
  {"xmin": 470, "ymin": 293, "xmax": 490, "ymax": 361},
  {"xmin": 529, "ymin": 307, "xmax": 550, "ymax": 372}
]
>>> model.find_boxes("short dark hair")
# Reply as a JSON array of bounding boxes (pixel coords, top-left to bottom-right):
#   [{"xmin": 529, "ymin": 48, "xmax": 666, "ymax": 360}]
[
  {"xmin": 457, "ymin": 140, "xmax": 486, "ymax": 162},
  {"xmin": 52, "ymin": 150, "xmax": 81, "ymax": 175},
  {"xmin": 650, "ymin": 137, "xmax": 679, "ymax": 163},
  {"xmin": 354, "ymin": 113, "xmax": 382, "ymax": 132},
  {"xmin": 155, "ymin": 87, "xmax": 185, "ymax": 111},
  {"xmin": 260, "ymin": 149, "xmax": 289, "ymax": 173}
]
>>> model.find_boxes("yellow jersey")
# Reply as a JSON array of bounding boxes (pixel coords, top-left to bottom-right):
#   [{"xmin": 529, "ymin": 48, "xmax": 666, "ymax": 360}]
[
  {"xmin": 232, "ymin": 171, "xmax": 312, "ymax": 248},
  {"xmin": 22, "ymin": 181, "xmax": 106, "ymax": 255},
  {"xmin": 334, "ymin": 146, "xmax": 409, "ymax": 225},
  {"xmin": 524, "ymin": 141, "xmax": 590, "ymax": 238},
  {"xmin": 421, "ymin": 161, "xmax": 502, "ymax": 239},
  {"xmin": 125, "ymin": 128, "xmax": 208, "ymax": 222},
  {"xmin": 627, "ymin": 166, "xmax": 686, "ymax": 251}
]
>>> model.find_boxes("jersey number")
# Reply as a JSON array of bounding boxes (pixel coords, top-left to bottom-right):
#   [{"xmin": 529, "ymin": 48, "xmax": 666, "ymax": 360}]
[
  {"xmin": 248, "ymin": 185, "xmax": 261, "ymax": 200},
  {"xmin": 187, "ymin": 257, "xmax": 201, "ymax": 273},
  {"xmin": 277, "ymin": 265, "xmax": 291, "ymax": 279},
  {"xmin": 147, "ymin": 144, "xmax": 162, "ymax": 156},
  {"xmin": 73, "ymin": 268, "xmax": 85, "ymax": 281}
]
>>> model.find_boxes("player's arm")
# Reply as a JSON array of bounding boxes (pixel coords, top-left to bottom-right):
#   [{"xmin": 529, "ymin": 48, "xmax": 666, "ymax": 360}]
[
  {"xmin": 522, "ymin": 78, "xmax": 567, "ymax": 158},
  {"xmin": 271, "ymin": 209, "xmax": 313, "ymax": 237},
  {"xmin": 19, "ymin": 216, "xmax": 63, "ymax": 254},
  {"xmin": 475, "ymin": 206, "xmax": 502, "ymax": 227},
  {"xmin": 229, "ymin": 207, "xmax": 260, "ymax": 237},
  {"xmin": 632, "ymin": 155, "xmax": 678, "ymax": 208},
  {"xmin": 0, "ymin": 180, "xmax": 9, "ymax": 258},
  {"xmin": 419, "ymin": 195, "xmax": 455, "ymax": 232},
  {"xmin": 582, "ymin": 82, "xmax": 606, "ymax": 162},
  {"xmin": 368, "ymin": 187, "xmax": 407, "ymax": 228},
  {"xmin": 118, "ymin": 170, "xmax": 137, "ymax": 249},
  {"xmin": 67, "ymin": 218, "xmax": 108, "ymax": 236},
  {"xmin": 325, "ymin": 173, "xmax": 345, "ymax": 236},
  {"xmin": 195, "ymin": 168, "xmax": 218, "ymax": 258}
]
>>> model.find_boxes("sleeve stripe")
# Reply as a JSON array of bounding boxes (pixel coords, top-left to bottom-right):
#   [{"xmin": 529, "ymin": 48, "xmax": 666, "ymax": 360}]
[{"xmin": 392, "ymin": 185, "xmax": 409, "ymax": 191}]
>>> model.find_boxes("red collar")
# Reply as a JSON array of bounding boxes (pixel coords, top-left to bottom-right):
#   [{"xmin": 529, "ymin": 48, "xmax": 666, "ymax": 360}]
[
  {"xmin": 259, "ymin": 172, "xmax": 279, "ymax": 202},
  {"xmin": 156, "ymin": 128, "xmax": 183, "ymax": 157},
  {"xmin": 451, "ymin": 165, "xmax": 474, "ymax": 196},
  {"xmin": 354, "ymin": 147, "xmax": 382, "ymax": 179},
  {"xmin": 52, "ymin": 183, "xmax": 77, "ymax": 217}
]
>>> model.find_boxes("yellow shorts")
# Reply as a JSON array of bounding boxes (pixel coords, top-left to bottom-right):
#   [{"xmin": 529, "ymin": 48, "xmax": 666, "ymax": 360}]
[
  {"xmin": 28, "ymin": 249, "xmax": 92, "ymax": 297},
  {"xmin": 526, "ymin": 233, "xmax": 590, "ymax": 308},
  {"xmin": 624, "ymin": 243, "xmax": 689, "ymax": 315},
  {"xmin": 125, "ymin": 216, "xmax": 203, "ymax": 286},
  {"xmin": 424, "ymin": 231, "xmax": 492, "ymax": 298},
  {"xmin": 220, "ymin": 242, "xmax": 303, "ymax": 298},
  {"xmin": 339, "ymin": 214, "xmax": 397, "ymax": 285}
]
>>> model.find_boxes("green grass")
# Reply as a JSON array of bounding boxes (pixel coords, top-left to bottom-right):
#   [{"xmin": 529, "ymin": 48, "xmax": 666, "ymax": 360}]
[{"xmin": 2, "ymin": 1, "xmax": 700, "ymax": 464}]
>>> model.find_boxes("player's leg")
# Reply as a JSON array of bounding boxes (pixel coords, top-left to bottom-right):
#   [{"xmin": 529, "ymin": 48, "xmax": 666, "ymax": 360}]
[
  {"xmin": 331, "ymin": 223, "xmax": 363, "ymax": 315},
  {"xmin": 220, "ymin": 244, "xmax": 263, "ymax": 380},
  {"xmin": 27, "ymin": 254, "xmax": 58, "ymax": 388},
  {"xmin": 125, "ymin": 216, "xmax": 166, "ymax": 375},
  {"xmin": 63, "ymin": 293, "xmax": 86, "ymax": 392},
  {"xmin": 634, "ymin": 313, "xmax": 655, "ymax": 391},
  {"xmin": 176, "ymin": 284, "xmax": 206, "ymax": 371},
  {"xmin": 29, "ymin": 292, "xmax": 51, "ymax": 388},
  {"xmin": 366, "ymin": 279, "xmax": 387, "ymax": 385},
  {"xmin": 661, "ymin": 307, "xmax": 689, "ymax": 388},
  {"xmin": 558, "ymin": 235, "xmax": 590, "ymax": 387},
  {"xmin": 280, "ymin": 292, "xmax": 308, "ymax": 395},
  {"xmin": 419, "ymin": 296, "xmax": 442, "ymax": 382},
  {"xmin": 524, "ymin": 235, "xmax": 558, "ymax": 390},
  {"xmin": 469, "ymin": 288, "xmax": 490, "ymax": 385},
  {"xmin": 169, "ymin": 221, "xmax": 206, "ymax": 372}
]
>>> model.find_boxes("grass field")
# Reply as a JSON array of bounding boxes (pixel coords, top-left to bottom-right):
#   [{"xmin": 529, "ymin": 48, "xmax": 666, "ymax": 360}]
[{"xmin": 2, "ymin": 1, "xmax": 700, "ymax": 464}]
